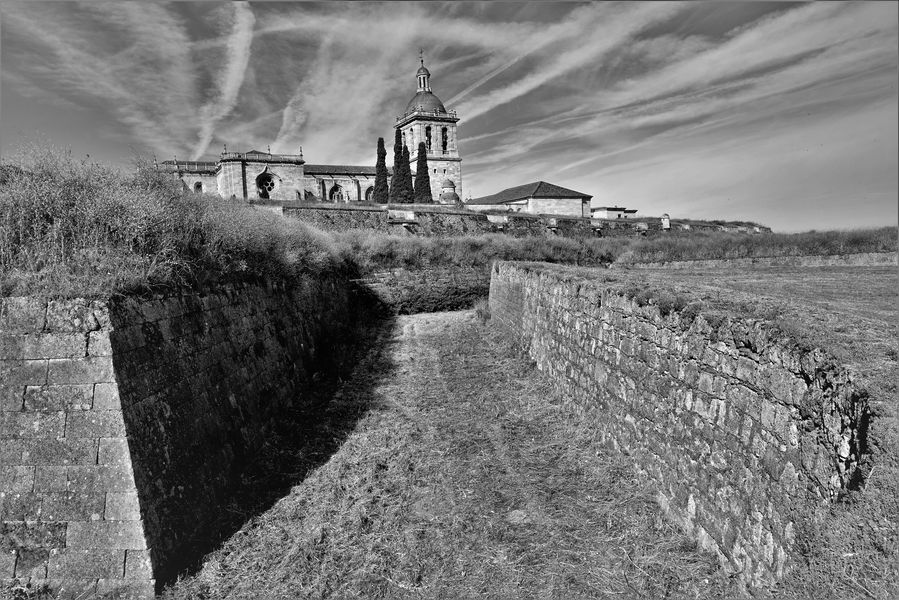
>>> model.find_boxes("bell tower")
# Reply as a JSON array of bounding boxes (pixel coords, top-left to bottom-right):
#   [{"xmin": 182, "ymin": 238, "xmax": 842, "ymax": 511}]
[{"xmin": 395, "ymin": 52, "xmax": 462, "ymax": 203}]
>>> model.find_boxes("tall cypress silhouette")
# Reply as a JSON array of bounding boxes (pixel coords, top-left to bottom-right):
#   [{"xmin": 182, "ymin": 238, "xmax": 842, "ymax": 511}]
[
  {"xmin": 401, "ymin": 145, "xmax": 414, "ymax": 203},
  {"xmin": 413, "ymin": 142, "xmax": 433, "ymax": 203},
  {"xmin": 373, "ymin": 137, "xmax": 389, "ymax": 204},
  {"xmin": 389, "ymin": 128, "xmax": 403, "ymax": 203}
]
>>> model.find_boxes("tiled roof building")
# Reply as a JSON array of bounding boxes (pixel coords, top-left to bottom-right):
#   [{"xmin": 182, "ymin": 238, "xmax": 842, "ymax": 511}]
[{"xmin": 466, "ymin": 181, "xmax": 592, "ymax": 218}]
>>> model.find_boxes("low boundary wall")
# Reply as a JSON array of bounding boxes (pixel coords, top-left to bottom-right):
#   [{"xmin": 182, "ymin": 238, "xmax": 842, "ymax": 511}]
[
  {"xmin": 283, "ymin": 203, "xmax": 644, "ymax": 238},
  {"xmin": 488, "ymin": 261, "xmax": 870, "ymax": 589}
]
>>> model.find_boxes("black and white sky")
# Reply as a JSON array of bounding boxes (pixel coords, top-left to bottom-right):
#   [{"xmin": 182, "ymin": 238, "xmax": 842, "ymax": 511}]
[{"xmin": 1, "ymin": 1, "xmax": 897, "ymax": 231}]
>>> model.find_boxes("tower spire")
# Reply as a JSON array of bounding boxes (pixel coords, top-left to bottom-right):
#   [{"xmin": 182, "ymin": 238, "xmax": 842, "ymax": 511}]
[{"xmin": 416, "ymin": 50, "xmax": 431, "ymax": 92}]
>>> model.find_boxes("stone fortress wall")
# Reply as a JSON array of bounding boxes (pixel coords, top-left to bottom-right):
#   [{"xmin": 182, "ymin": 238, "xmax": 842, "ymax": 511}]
[
  {"xmin": 488, "ymin": 261, "xmax": 871, "ymax": 590},
  {"xmin": 282, "ymin": 202, "xmax": 665, "ymax": 238},
  {"xmin": 1, "ymin": 276, "xmax": 377, "ymax": 597},
  {"xmin": 1, "ymin": 298, "xmax": 152, "ymax": 598}
]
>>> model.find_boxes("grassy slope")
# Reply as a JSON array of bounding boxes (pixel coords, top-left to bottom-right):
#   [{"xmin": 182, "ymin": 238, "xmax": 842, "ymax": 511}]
[{"xmin": 164, "ymin": 311, "xmax": 731, "ymax": 600}]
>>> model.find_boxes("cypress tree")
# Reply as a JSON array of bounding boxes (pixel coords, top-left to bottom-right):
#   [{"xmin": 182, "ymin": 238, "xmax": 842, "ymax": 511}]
[
  {"xmin": 413, "ymin": 142, "xmax": 433, "ymax": 203},
  {"xmin": 401, "ymin": 145, "xmax": 414, "ymax": 203},
  {"xmin": 373, "ymin": 137, "xmax": 389, "ymax": 204},
  {"xmin": 389, "ymin": 128, "xmax": 403, "ymax": 203}
]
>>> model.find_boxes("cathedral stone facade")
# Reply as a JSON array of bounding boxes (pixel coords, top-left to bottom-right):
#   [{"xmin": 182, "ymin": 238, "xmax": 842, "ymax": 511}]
[{"xmin": 163, "ymin": 59, "xmax": 462, "ymax": 204}]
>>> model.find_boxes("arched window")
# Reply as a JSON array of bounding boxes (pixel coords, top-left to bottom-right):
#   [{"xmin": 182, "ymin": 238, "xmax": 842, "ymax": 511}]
[
  {"xmin": 255, "ymin": 172, "xmax": 276, "ymax": 199},
  {"xmin": 365, "ymin": 186, "xmax": 374, "ymax": 202},
  {"xmin": 441, "ymin": 127, "xmax": 448, "ymax": 154},
  {"xmin": 194, "ymin": 182, "xmax": 203, "ymax": 193},
  {"xmin": 426, "ymin": 126, "xmax": 432, "ymax": 151},
  {"xmin": 329, "ymin": 184, "xmax": 344, "ymax": 202}
]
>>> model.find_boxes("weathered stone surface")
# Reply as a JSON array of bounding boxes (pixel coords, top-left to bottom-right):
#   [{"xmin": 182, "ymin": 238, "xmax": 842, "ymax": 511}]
[
  {"xmin": 488, "ymin": 261, "xmax": 870, "ymax": 590},
  {"xmin": 23, "ymin": 385, "xmax": 93, "ymax": 411},
  {"xmin": 14, "ymin": 548, "xmax": 49, "ymax": 578},
  {"xmin": 0, "ymin": 522, "xmax": 66, "ymax": 549},
  {"xmin": 98, "ymin": 438, "xmax": 131, "ymax": 466},
  {"xmin": 47, "ymin": 548, "xmax": 124, "ymax": 579},
  {"xmin": 0, "ymin": 491, "xmax": 41, "ymax": 521},
  {"xmin": 0, "ymin": 412, "xmax": 65, "ymax": 438},
  {"xmin": 33, "ymin": 466, "xmax": 68, "ymax": 492},
  {"xmin": 45, "ymin": 300, "xmax": 103, "ymax": 333},
  {"xmin": 0, "ymin": 297, "xmax": 46, "ymax": 333},
  {"xmin": 123, "ymin": 549, "xmax": 152, "ymax": 579},
  {"xmin": 0, "ymin": 333, "xmax": 86, "ymax": 360},
  {"xmin": 105, "ymin": 492, "xmax": 140, "ymax": 521},
  {"xmin": 41, "ymin": 492, "xmax": 105, "ymax": 522},
  {"xmin": 0, "ymin": 385, "xmax": 24, "ymax": 411},
  {"xmin": 66, "ymin": 521, "xmax": 146, "ymax": 550},
  {"xmin": 92, "ymin": 382, "xmax": 120, "ymax": 410},
  {"xmin": 47, "ymin": 357, "xmax": 115, "ymax": 385},
  {"xmin": 0, "ymin": 548, "xmax": 14, "ymax": 577},
  {"xmin": 66, "ymin": 411, "xmax": 126, "ymax": 438},
  {"xmin": 87, "ymin": 332, "xmax": 112, "ymax": 357},
  {"xmin": 17, "ymin": 438, "xmax": 98, "ymax": 466},
  {"xmin": 66, "ymin": 465, "xmax": 135, "ymax": 494},
  {"xmin": 0, "ymin": 360, "xmax": 47, "ymax": 387},
  {"xmin": 96, "ymin": 577, "xmax": 155, "ymax": 600}
]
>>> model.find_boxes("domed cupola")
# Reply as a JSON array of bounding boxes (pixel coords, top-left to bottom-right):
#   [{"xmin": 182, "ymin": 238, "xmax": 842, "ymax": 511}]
[
  {"xmin": 438, "ymin": 179, "xmax": 461, "ymax": 205},
  {"xmin": 406, "ymin": 55, "xmax": 446, "ymax": 115}
]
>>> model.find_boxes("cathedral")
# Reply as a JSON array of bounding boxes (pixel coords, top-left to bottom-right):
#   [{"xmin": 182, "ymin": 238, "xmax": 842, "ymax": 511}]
[{"xmin": 164, "ymin": 58, "xmax": 462, "ymax": 204}]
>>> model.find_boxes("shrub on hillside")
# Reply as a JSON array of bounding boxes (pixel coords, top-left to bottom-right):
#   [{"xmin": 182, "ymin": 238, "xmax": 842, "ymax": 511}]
[{"xmin": 0, "ymin": 146, "xmax": 344, "ymax": 297}]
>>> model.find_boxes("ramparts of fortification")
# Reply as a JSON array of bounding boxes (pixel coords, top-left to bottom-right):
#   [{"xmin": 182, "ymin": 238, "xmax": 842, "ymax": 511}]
[
  {"xmin": 283, "ymin": 203, "xmax": 641, "ymax": 238},
  {"xmin": 488, "ymin": 261, "xmax": 872, "ymax": 590},
  {"xmin": 1, "ymin": 275, "xmax": 376, "ymax": 597}
]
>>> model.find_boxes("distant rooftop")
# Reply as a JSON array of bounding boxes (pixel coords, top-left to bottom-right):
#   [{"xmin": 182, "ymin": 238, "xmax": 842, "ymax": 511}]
[{"xmin": 467, "ymin": 181, "xmax": 592, "ymax": 205}]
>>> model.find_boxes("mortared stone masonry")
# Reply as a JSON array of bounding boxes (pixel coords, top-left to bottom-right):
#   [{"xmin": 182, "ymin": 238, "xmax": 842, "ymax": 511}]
[
  {"xmin": 2, "ymin": 275, "xmax": 374, "ymax": 597},
  {"xmin": 488, "ymin": 261, "xmax": 870, "ymax": 591}
]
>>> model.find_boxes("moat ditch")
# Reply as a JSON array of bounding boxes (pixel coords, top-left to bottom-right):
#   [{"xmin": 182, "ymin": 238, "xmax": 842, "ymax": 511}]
[
  {"xmin": 162, "ymin": 310, "xmax": 731, "ymax": 600},
  {"xmin": 2, "ymin": 263, "xmax": 895, "ymax": 600}
]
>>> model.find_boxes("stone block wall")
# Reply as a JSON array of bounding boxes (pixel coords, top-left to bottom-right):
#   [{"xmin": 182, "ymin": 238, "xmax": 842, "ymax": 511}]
[
  {"xmin": 282, "ymin": 203, "xmax": 610, "ymax": 239},
  {"xmin": 1, "ymin": 297, "xmax": 152, "ymax": 599},
  {"xmin": 285, "ymin": 204, "xmax": 392, "ymax": 233},
  {"xmin": 488, "ymin": 262, "xmax": 869, "ymax": 589},
  {"xmin": 2, "ymin": 275, "xmax": 375, "ymax": 596}
]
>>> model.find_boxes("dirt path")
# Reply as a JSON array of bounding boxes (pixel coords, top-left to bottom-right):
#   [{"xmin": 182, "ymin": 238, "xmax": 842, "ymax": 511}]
[{"xmin": 165, "ymin": 311, "xmax": 728, "ymax": 600}]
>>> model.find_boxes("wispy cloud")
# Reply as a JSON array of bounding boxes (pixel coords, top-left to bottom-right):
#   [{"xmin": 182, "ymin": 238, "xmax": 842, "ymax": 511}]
[
  {"xmin": 1, "ymin": 2, "xmax": 895, "ymax": 230},
  {"xmin": 191, "ymin": 2, "xmax": 255, "ymax": 159}
]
